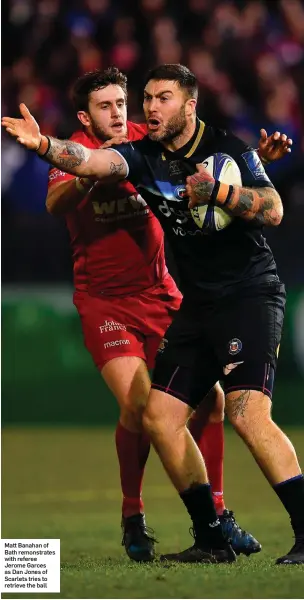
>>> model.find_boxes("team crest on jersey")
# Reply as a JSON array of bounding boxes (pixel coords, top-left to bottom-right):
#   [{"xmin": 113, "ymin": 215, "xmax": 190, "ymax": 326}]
[
  {"xmin": 174, "ymin": 185, "xmax": 188, "ymax": 200},
  {"xmin": 228, "ymin": 338, "xmax": 242, "ymax": 355},
  {"xmin": 158, "ymin": 337, "xmax": 168, "ymax": 354},
  {"xmin": 169, "ymin": 160, "xmax": 183, "ymax": 176}
]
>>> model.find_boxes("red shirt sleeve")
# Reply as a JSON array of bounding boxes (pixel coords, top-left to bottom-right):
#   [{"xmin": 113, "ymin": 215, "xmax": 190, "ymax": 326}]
[{"xmin": 48, "ymin": 167, "xmax": 74, "ymax": 188}]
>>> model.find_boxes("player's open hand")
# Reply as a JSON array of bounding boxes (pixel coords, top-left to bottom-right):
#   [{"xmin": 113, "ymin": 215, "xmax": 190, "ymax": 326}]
[
  {"xmin": 1, "ymin": 103, "xmax": 41, "ymax": 150},
  {"xmin": 258, "ymin": 129, "xmax": 292, "ymax": 163},
  {"xmin": 186, "ymin": 163, "xmax": 215, "ymax": 209},
  {"xmin": 102, "ymin": 135, "xmax": 129, "ymax": 149}
]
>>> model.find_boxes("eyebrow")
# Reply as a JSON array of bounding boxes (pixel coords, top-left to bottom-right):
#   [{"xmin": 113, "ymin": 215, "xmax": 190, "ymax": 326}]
[
  {"xmin": 96, "ymin": 97, "xmax": 125, "ymax": 106},
  {"xmin": 144, "ymin": 90, "xmax": 174, "ymax": 97}
]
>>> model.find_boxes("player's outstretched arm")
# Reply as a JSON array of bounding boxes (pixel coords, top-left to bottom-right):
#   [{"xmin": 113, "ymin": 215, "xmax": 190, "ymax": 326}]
[
  {"xmin": 186, "ymin": 165, "xmax": 283, "ymax": 226},
  {"xmin": 2, "ymin": 103, "xmax": 128, "ymax": 181}
]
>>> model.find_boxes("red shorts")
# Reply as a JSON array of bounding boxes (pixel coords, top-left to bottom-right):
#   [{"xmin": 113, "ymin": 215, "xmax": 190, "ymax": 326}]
[{"xmin": 73, "ymin": 274, "xmax": 182, "ymax": 371}]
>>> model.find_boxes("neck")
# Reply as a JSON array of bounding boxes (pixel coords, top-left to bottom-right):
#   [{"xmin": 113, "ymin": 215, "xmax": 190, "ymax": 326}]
[
  {"xmin": 161, "ymin": 116, "xmax": 197, "ymax": 152},
  {"xmin": 85, "ymin": 126, "xmax": 98, "ymax": 140}
]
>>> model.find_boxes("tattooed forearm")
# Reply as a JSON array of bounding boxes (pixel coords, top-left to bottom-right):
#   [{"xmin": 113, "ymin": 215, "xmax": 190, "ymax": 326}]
[
  {"xmin": 253, "ymin": 189, "xmax": 284, "ymax": 226},
  {"xmin": 45, "ymin": 138, "xmax": 91, "ymax": 174},
  {"xmin": 223, "ymin": 185, "xmax": 283, "ymax": 226},
  {"xmin": 229, "ymin": 390, "xmax": 251, "ymax": 418}
]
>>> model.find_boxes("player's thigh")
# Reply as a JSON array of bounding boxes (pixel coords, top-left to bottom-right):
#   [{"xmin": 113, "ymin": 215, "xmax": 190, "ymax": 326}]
[
  {"xmin": 151, "ymin": 302, "xmax": 222, "ymax": 410},
  {"xmin": 140, "ymin": 274, "xmax": 182, "ymax": 369},
  {"xmin": 143, "ymin": 387, "xmax": 193, "ymax": 436},
  {"xmin": 211, "ymin": 282, "xmax": 286, "ymax": 397},
  {"xmin": 102, "ymin": 356, "xmax": 151, "ymax": 415},
  {"xmin": 74, "ymin": 291, "xmax": 147, "ymax": 372},
  {"xmin": 225, "ymin": 388, "xmax": 272, "ymax": 437},
  {"xmin": 193, "ymin": 382, "xmax": 225, "ymax": 424}
]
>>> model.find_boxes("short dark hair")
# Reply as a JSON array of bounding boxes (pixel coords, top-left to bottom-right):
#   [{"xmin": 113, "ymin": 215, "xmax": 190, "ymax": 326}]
[
  {"xmin": 144, "ymin": 64, "xmax": 198, "ymax": 100},
  {"xmin": 72, "ymin": 67, "xmax": 128, "ymax": 112}
]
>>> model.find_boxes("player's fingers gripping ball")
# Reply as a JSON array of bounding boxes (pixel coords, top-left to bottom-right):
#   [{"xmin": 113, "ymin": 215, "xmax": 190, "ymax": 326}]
[
  {"xmin": 186, "ymin": 164, "xmax": 215, "ymax": 209},
  {"xmin": 189, "ymin": 153, "xmax": 243, "ymax": 232}
]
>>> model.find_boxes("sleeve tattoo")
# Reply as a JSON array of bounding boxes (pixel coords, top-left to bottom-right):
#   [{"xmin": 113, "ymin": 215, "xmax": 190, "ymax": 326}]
[
  {"xmin": 46, "ymin": 138, "xmax": 91, "ymax": 172},
  {"xmin": 223, "ymin": 185, "xmax": 283, "ymax": 226}
]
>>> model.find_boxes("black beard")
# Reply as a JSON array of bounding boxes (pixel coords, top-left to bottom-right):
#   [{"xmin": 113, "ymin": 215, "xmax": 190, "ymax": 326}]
[{"xmin": 148, "ymin": 105, "xmax": 187, "ymax": 143}]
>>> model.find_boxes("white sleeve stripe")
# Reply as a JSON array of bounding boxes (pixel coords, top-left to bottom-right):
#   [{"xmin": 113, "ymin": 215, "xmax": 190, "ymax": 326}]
[{"xmin": 105, "ymin": 148, "xmax": 129, "ymax": 178}]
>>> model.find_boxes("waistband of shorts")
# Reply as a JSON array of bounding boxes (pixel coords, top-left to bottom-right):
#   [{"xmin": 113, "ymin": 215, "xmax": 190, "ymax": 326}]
[{"xmin": 74, "ymin": 272, "xmax": 175, "ymax": 300}]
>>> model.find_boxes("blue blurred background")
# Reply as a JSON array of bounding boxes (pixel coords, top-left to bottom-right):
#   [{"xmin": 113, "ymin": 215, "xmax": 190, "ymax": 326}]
[{"xmin": 2, "ymin": 0, "xmax": 304, "ymax": 424}]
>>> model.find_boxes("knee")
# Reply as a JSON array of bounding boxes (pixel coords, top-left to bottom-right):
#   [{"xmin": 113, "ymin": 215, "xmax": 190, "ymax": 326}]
[
  {"xmin": 142, "ymin": 405, "xmax": 163, "ymax": 438},
  {"xmin": 142, "ymin": 402, "xmax": 182, "ymax": 441},
  {"xmin": 119, "ymin": 391, "xmax": 147, "ymax": 420},
  {"xmin": 120, "ymin": 406, "xmax": 143, "ymax": 432},
  {"xmin": 119, "ymin": 391, "xmax": 147, "ymax": 431}
]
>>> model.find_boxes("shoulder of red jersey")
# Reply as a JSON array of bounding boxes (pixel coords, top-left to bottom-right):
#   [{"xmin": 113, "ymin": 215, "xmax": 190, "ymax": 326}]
[
  {"xmin": 70, "ymin": 130, "xmax": 101, "ymax": 148},
  {"xmin": 127, "ymin": 121, "xmax": 148, "ymax": 141}
]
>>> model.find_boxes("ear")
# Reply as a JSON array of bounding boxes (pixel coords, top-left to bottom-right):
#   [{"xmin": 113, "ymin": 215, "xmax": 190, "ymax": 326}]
[
  {"xmin": 77, "ymin": 110, "xmax": 91, "ymax": 128},
  {"xmin": 185, "ymin": 98, "xmax": 197, "ymax": 118}
]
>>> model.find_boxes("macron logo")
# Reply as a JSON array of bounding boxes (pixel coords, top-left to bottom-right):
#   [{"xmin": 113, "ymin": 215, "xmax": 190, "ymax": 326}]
[{"xmin": 104, "ymin": 339, "xmax": 130, "ymax": 349}]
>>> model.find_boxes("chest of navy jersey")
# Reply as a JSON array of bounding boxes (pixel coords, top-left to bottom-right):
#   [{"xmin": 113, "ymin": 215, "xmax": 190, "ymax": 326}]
[{"xmin": 112, "ymin": 119, "xmax": 279, "ymax": 298}]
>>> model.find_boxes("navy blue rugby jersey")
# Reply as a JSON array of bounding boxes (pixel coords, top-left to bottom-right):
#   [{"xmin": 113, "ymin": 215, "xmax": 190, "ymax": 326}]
[{"xmin": 111, "ymin": 118, "xmax": 280, "ymax": 298}]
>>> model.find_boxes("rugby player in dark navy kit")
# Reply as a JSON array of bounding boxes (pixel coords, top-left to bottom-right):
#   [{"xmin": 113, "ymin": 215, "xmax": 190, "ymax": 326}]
[{"xmin": 3, "ymin": 64, "xmax": 303, "ymax": 566}]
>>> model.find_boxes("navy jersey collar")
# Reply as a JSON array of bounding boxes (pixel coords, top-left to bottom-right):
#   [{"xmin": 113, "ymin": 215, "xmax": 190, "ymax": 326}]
[{"xmin": 161, "ymin": 118, "xmax": 206, "ymax": 160}]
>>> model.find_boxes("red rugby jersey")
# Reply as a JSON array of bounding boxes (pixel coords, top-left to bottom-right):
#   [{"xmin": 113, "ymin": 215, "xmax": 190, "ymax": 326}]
[{"xmin": 48, "ymin": 122, "xmax": 167, "ymax": 296}]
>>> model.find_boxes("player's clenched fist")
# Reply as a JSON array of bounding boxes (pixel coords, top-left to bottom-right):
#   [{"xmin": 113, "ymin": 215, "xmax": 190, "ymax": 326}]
[
  {"xmin": 186, "ymin": 163, "xmax": 215, "ymax": 209},
  {"xmin": 2, "ymin": 103, "xmax": 41, "ymax": 150}
]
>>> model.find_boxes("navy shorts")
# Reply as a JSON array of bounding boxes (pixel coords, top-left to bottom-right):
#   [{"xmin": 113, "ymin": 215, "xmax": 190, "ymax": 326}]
[{"xmin": 151, "ymin": 282, "xmax": 286, "ymax": 408}]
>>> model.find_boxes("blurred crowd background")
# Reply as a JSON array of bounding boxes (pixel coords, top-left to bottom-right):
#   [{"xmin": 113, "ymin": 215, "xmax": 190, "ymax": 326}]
[
  {"xmin": 2, "ymin": 0, "xmax": 304, "ymax": 286},
  {"xmin": 2, "ymin": 0, "xmax": 304, "ymax": 424}
]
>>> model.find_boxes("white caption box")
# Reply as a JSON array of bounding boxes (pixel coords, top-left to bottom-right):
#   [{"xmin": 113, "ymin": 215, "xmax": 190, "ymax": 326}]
[{"xmin": 0, "ymin": 539, "xmax": 60, "ymax": 593}]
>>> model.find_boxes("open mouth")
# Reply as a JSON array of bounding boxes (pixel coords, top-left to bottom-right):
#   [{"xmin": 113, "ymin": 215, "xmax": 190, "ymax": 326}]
[
  {"xmin": 148, "ymin": 118, "xmax": 161, "ymax": 130},
  {"xmin": 111, "ymin": 122, "xmax": 124, "ymax": 130}
]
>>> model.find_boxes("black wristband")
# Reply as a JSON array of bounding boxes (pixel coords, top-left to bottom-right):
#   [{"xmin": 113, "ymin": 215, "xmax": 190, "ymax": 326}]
[
  {"xmin": 39, "ymin": 135, "xmax": 51, "ymax": 157},
  {"xmin": 210, "ymin": 179, "xmax": 221, "ymax": 205},
  {"xmin": 222, "ymin": 184, "xmax": 234, "ymax": 206}
]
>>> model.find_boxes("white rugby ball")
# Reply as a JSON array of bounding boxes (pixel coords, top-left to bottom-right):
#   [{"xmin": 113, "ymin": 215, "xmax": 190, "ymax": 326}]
[{"xmin": 190, "ymin": 153, "xmax": 242, "ymax": 232}]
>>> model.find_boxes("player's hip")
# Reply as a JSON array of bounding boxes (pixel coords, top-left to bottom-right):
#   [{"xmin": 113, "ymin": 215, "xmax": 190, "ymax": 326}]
[
  {"xmin": 151, "ymin": 283, "xmax": 286, "ymax": 408},
  {"xmin": 73, "ymin": 276, "xmax": 182, "ymax": 371},
  {"xmin": 74, "ymin": 274, "xmax": 181, "ymax": 326},
  {"xmin": 154, "ymin": 281, "xmax": 286, "ymax": 368}
]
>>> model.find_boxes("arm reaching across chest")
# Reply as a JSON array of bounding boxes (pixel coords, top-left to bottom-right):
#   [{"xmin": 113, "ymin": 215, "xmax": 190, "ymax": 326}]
[
  {"xmin": 186, "ymin": 136, "xmax": 284, "ymax": 227},
  {"xmin": 187, "ymin": 167, "xmax": 283, "ymax": 227},
  {"xmin": 217, "ymin": 183, "xmax": 283, "ymax": 226}
]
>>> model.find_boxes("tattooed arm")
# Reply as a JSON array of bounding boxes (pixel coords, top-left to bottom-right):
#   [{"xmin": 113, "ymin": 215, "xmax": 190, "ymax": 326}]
[
  {"xmin": 38, "ymin": 136, "xmax": 127, "ymax": 180},
  {"xmin": 220, "ymin": 185, "xmax": 283, "ymax": 226},
  {"xmin": 186, "ymin": 165, "xmax": 283, "ymax": 226},
  {"xmin": 1, "ymin": 103, "xmax": 128, "ymax": 181}
]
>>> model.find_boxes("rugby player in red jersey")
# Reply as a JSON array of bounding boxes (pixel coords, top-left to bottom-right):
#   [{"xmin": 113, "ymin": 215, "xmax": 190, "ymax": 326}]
[{"xmin": 3, "ymin": 68, "xmax": 292, "ymax": 562}]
